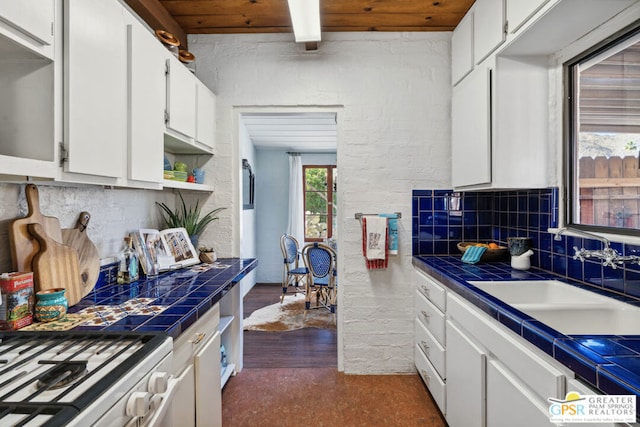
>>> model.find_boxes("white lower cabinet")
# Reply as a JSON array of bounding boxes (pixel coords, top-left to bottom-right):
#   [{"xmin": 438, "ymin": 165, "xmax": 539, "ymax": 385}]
[
  {"xmin": 413, "ymin": 269, "xmax": 447, "ymax": 415},
  {"xmin": 486, "ymin": 359, "xmax": 551, "ymax": 427},
  {"xmin": 195, "ymin": 330, "xmax": 222, "ymax": 427},
  {"xmin": 445, "ymin": 292, "xmax": 571, "ymax": 427},
  {"xmin": 172, "ymin": 304, "xmax": 221, "ymax": 427},
  {"xmin": 445, "ymin": 319, "xmax": 486, "ymax": 427}
]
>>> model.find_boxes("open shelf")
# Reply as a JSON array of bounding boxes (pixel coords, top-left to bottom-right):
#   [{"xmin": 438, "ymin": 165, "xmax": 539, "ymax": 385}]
[
  {"xmin": 221, "ymin": 363, "xmax": 236, "ymax": 389},
  {"xmin": 163, "ymin": 179, "xmax": 213, "ymax": 191},
  {"xmin": 219, "ymin": 316, "xmax": 234, "ymax": 334}
]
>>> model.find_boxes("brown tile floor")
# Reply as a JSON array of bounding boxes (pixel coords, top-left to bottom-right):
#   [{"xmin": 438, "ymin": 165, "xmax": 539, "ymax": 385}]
[
  {"xmin": 222, "ymin": 368, "xmax": 446, "ymax": 426},
  {"xmin": 222, "ymin": 284, "xmax": 446, "ymax": 426}
]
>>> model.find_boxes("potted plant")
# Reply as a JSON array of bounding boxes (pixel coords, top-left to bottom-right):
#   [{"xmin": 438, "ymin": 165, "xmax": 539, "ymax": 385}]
[
  {"xmin": 198, "ymin": 246, "xmax": 217, "ymax": 263},
  {"xmin": 156, "ymin": 192, "xmax": 225, "ymax": 248}
]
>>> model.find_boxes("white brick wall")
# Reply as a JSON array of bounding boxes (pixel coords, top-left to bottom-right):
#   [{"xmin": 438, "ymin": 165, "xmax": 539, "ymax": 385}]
[
  {"xmin": 190, "ymin": 32, "xmax": 452, "ymax": 373},
  {"xmin": 0, "ymin": 184, "xmax": 175, "ymax": 272}
]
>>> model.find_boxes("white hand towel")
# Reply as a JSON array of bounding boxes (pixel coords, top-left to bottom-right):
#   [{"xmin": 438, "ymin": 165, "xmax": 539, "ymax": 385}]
[{"xmin": 364, "ymin": 216, "xmax": 387, "ymax": 260}]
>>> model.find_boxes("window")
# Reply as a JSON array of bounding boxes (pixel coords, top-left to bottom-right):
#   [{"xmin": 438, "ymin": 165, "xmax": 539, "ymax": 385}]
[
  {"xmin": 303, "ymin": 165, "xmax": 336, "ymax": 241},
  {"xmin": 566, "ymin": 24, "xmax": 640, "ymax": 235}
]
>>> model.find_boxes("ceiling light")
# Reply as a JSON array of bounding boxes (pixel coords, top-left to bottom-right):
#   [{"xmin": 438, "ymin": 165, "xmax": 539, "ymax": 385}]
[{"xmin": 287, "ymin": 0, "xmax": 321, "ymax": 43}]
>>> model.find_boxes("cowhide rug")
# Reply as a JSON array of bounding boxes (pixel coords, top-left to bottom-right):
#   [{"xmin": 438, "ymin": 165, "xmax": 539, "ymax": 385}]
[{"xmin": 243, "ymin": 293, "xmax": 336, "ymax": 332}]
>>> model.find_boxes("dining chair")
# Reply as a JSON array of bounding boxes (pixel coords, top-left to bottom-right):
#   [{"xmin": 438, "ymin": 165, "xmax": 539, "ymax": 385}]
[
  {"xmin": 280, "ymin": 234, "xmax": 308, "ymax": 303},
  {"xmin": 302, "ymin": 242, "xmax": 337, "ymax": 318}
]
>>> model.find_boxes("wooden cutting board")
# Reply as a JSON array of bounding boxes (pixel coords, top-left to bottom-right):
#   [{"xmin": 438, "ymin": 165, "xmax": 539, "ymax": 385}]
[
  {"xmin": 62, "ymin": 212, "xmax": 100, "ymax": 298},
  {"xmin": 28, "ymin": 223, "xmax": 83, "ymax": 307},
  {"xmin": 9, "ymin": 184, "xmax": 63, "ymax": 272}
]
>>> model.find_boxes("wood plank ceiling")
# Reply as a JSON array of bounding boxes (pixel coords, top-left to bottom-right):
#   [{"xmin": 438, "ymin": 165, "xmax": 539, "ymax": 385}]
[{"xmin": 160, "ymin": 0, "xmax": 475, "ymax": 35}]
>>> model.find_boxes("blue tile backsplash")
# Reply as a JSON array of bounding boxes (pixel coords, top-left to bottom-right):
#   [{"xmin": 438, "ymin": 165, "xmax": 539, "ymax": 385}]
[{"xmin": 412, "ymin": 188, "xmax": 640, "ymax": 300}]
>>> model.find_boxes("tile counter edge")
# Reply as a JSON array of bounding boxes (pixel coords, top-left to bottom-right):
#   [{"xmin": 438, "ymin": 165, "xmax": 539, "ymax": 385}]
[{"xmin": 67, "ymin": 258, "xmax": 258, "ymax": 339}]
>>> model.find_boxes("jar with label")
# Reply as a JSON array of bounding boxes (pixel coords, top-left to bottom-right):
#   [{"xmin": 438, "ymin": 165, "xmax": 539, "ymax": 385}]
[{"xmin": 117, "ymin": 236, "xmax": 139, "ymax": 284}]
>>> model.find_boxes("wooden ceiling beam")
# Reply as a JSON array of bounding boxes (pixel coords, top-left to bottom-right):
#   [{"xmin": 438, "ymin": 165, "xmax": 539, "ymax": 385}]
[{"xmin": 125, "ymin": 0, "xmax": 189, "ymax": 49}]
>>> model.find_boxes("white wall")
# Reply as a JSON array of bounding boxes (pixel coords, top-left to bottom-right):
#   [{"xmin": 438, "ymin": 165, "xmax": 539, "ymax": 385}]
[
  {"xmin": 190, "ymin": 32, "xmax": 451, "ymax": 373},
  {"xmin": 239, "ymin": 121, "xmax": 257, "ymax": 296}
]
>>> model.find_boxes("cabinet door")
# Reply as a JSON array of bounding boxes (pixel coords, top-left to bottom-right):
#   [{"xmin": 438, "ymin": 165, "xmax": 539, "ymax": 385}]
[
  {"xmin": 196, "ymin": 81, "xmax": 216, "ymax": 150},
  {"xmin": 446, "ymin": 320, "xmax": 486, "ymax": 427},
  {"xmin": 166, "ymin": 56, "xmax": 197, "ymax": 139},
  {"xmin": 128, "ymin": 19, "xmax": 166, "ymax": 184},
  {"xmin": 473, "ymin": 0, "xmax": 505, "ymax": 64},
  {"xmin": 171, "ymin": 363, "xmax": 196, "ymax": 427},
  {"xmin": 194, "ymin": 331, "xmax": 222, "ymax": 427},
  {"xmin": 0, "ymin": 0, "xmax": 54, "ymax": 46},
  {"xmin": 65, "ymin": 0, "xmax": 126, "ymax": 179},
  {"xmin": 451, "ymin": 63, "xmax": 492, "ymax": 188},
  {"xmin": 451, "ymin": 10, "xmax": 473, "ymax": 85},
  {"xmin": 486, "ymin": 359, "xmax": 552, "ymax": 427},
  {"xmin": 506, "ymin": 0, "xmax": 550, "ymax": 34}
]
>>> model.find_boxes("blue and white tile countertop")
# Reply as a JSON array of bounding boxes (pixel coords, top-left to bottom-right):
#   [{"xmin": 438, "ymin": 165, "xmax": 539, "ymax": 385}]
[
  {"xmin": 66, "ymin": 258, "xmax": 257, "ymax": 340},
  {"xmin": 414, "ymin": 255, "xmax": 640, "ymax": 417}
]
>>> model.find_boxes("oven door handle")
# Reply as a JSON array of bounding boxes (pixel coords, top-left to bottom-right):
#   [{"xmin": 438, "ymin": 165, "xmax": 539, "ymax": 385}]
[{"xmin": 140, "ymin": 375, "xmax": 180, "ymax": 427}]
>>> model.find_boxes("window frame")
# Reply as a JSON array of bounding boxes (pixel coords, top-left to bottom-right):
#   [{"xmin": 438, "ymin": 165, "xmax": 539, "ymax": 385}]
[
  {"xmin": 303, "ymin": 164, "xmax": 336, "ymax": 242},
  {"xmin": 564, "ymin": 22, "xmax": 640, "ymax": 237}
]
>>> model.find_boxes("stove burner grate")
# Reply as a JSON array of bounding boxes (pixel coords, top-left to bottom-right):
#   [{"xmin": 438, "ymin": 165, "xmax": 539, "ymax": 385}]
[{"xmin": 36, "ymin": 361, "xmax": 88, "ymax": 391}]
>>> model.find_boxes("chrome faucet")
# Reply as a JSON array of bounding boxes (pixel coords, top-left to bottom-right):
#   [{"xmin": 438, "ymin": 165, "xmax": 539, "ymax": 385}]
[{"xmin": 553, "ymin": 227, "xmax": 640, "ymax": 269}]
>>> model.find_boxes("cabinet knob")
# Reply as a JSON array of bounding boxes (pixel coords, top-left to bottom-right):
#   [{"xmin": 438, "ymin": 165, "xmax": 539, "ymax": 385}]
[
  {"xmin": 126, "ymin": 391, "xmax": 151, "ymax": 417},
  {"xmin": 421, "ymin": 370, "xmax": 430, "ymax": 382},
  {"xmin": 421, "ymin": 310, "xmax": 430, "ymax": 320},
  {"xmin": 421, "ymin": 285, "xmax": 430, "ymax": 295},
  {"xmin": 421, "ymin": 340, "xmax": 429, "ymax": 351}
]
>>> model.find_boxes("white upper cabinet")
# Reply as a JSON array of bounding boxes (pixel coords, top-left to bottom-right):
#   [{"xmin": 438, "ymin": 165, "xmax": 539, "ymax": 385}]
[
  {"xmin": 64, "ymin": 0, "xmax": 126, "ymax": 180},
  {"xmin": 127, "ymin": 16, "xmax": 167, "ymax": 185},
  {"xmin": 451, "ymin": 62, "xmax": 492, "ymax": 188},
  {"xmin": 196, "ymin": 80, "xmax": 216, "ymax": 150},
  {"xmin": 506, "ymin": 0, "xmax": 550, "ymax": 34},
  {"xmin": 451, "ymin": 10, "xmax": 473, "ymax": 86},
  {"xmin": 0, "ymin": 0, "xmax": 55, "ymax": 58},
  {"xmin": 473, "ymin": 0, "xmax": 506, "ymax": 64},
  {"xmin": 166, "ymin": 55, "xmax": 197, "ymax": 140}
]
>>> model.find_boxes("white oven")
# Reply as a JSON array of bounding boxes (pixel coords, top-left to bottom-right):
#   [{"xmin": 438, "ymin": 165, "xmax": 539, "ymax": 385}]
[{"xmin": 0, "ymin": 332, "xmax": 176, "ymax": 426}]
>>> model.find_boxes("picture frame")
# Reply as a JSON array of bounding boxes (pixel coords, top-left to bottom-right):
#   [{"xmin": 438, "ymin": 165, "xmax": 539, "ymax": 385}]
[{"xmin": 137, "ymin": 227, "xmax": 199, "ymax": 272}]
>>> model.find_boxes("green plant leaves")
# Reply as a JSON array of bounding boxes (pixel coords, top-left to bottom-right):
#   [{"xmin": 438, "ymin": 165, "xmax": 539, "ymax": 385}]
[{"xmin": 156, "ymin": 192, "xmax": 226, "ymax": 237}]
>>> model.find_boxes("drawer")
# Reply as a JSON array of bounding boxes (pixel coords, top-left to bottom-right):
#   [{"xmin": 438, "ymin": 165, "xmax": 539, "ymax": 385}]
[
  {"xmin": 415, "ymin": 290, "xmax": 446, "ymax": 346},
  {"xmin": 415, "ymin": 318, "xmax": 445, "ymax": 379},
  {"xmin": 173, "ymin": 303, "xmax": 220, "ymax": 375},
  {"xmin": 415, "ymin": 343, "xmax": 446, "ymax": 415},
  {"xmin": 414, "ymin": 269, "xmax": 446, "ymax": 311},
  {"xmin": 447, "ymin": 293, "xmax": 568, "ymax": 401}
]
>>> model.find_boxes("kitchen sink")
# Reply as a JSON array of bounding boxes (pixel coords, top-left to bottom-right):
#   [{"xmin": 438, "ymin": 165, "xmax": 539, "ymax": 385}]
[
  {"xmin": 468, "ymin": 280, "xmax": 640, "ymax": 335},
  {"xmin": 468, "ymin": 280, "xmax": 610, "ymax": 306}
]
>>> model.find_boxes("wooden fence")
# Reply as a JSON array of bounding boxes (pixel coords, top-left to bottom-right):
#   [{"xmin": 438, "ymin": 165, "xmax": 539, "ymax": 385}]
[{"xmin": 579, "ymin": 156, "xmax": 640, "ymax": 228}]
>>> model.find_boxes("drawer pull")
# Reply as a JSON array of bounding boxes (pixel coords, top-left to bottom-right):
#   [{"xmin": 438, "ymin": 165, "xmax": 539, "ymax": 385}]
[
  {"xmin": 421, "ymin": 285, "xmax": 430, "ymax": 295},
  {"xmin": 422, "ymin": 370, "xmax": 429, "ymax": 382},
  {"xmin": 421, "ymin": 310, "xmax": 430, "ymax": 320},
  {"xmin": 191, "ymin": 333, "xmax": 206, "ymax": 345},
  {"xmin": 421, "ymin": 340, "xmax": 429, "ymax": 351}
]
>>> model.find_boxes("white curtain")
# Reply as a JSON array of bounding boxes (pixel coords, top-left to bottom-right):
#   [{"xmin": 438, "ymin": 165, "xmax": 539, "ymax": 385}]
[{"xmin": 287, "ymin": 153, "xmax": 305, "ymax": 246}]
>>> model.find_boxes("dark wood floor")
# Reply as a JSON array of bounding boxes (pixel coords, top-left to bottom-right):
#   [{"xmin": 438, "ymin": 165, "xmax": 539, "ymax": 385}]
[{"xmin": 243, "ymin": 283, "xmax": 338, "ymax": 368}]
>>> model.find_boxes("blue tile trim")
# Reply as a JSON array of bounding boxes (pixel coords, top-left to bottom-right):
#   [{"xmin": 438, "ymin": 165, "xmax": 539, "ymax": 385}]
[
  {"xmin": 412, "ymin": 187, "xmax": 639, "ymax": 300},
  {"xmin": 66, "ymin": 258, "xmax": 257, "ymax": 339},
  {"xmin": 413, "ymin": 255, "xmax": 640, "ymax": 416}
]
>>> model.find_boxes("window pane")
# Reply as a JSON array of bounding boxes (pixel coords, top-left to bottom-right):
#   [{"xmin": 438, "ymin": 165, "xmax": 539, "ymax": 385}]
[
  {"xmin": 305, "ymin": 168, "xmax": 327, "ymax": 191},
  {"xmin": 305, "ymin": 196, "xmax": 327, "ymax": 214},
  {"xmin": 571, "ymin": 31, "xmax": 640, "ymax": 231},
  {"xmin": 305, "ymin": 214, "xmax": 328, "ymax": 238}
]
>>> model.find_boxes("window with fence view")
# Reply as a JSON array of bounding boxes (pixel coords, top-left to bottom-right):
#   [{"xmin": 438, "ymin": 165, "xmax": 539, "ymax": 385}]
[
  {"xmin": 304, "ymin": 165, "xmax": 336, "ymax": 241},
  {"xmin": 569, "ymin": 25, "xmax": 640, "ymax": 233}
]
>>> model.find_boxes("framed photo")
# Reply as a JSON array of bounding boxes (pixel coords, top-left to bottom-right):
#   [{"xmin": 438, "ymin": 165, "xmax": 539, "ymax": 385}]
[{"xmin": 136, "ymin": 227, "xmax": 199, "ymax": 271}]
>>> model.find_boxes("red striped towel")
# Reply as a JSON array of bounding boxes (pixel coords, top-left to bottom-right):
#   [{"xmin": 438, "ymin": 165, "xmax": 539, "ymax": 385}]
[{"xmin": 361, "ymin": 217, "xmax": 389, "ymax": 269}]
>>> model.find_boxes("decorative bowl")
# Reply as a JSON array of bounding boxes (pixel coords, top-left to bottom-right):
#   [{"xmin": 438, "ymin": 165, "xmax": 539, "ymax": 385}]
[{"xmin": 457, "ymin": 242, "xmax": 509, "ymax": 262}]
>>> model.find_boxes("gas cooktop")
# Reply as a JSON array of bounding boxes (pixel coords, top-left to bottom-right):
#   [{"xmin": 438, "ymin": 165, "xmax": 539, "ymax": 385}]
[{"xmin": 0, "ymin": 331, "xmax": 172, "ymax": 426}]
